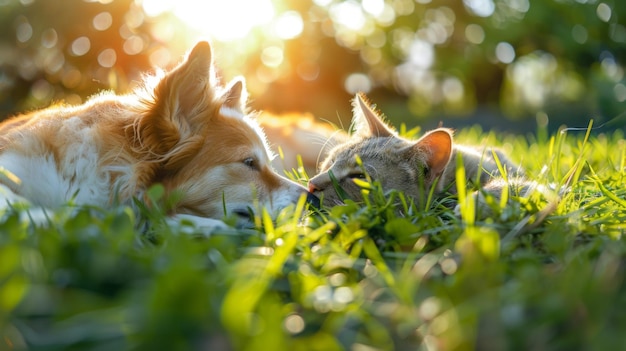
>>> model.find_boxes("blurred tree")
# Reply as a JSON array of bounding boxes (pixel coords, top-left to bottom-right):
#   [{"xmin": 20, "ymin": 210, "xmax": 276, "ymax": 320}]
[
  {"xmin": 1, "ymin": 0, "xmax": 148, "ymax": 110},
  {"xmin": 285, "ymin": 0, "xmax": 625, "ymax": 125},
  {"xmin": 0, "ymin": 0, "xmax": 624, "ymax": 130}
]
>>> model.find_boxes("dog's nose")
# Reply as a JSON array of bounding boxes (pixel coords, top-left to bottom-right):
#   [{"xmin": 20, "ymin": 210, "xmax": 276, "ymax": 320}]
[{"xmin": 306, "ymin": 192, "xmax": 320, "ymax": 209}]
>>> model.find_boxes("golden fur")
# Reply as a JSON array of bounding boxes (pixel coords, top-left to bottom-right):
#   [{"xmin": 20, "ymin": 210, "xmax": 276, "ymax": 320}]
[{"xmin": 0, "ymin": 42, "xmax": 307, "ymax": 229}]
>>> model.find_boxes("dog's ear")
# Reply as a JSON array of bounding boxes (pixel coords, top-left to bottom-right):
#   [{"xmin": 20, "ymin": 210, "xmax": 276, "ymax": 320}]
[
  {"xmin": 136, "ymin": 41, "xmax": 216, "ymax": 161},
  {"xmin": 219, "ymin": 78, "xmax": 248, "ymax": 118},
  {"xmin": 156, "ymin": 41, "xmax": 216, "ymax": 122},
  {"xmin": 351, "ymin": 92, "xmax": 396, "ymax": 138},
  {"xmin": 413, "ymin": 128, "xmax": 453, "ymax": 180}
]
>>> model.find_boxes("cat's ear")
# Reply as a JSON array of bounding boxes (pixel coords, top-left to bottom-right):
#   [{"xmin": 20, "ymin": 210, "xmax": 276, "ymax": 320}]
[
  {"xmin": 351, "ymin": 93, "xmax": 396, "ymax": 137},
  {"xmin": 414, "ymin": 128, "xmax": 453, "ymax": 178}
]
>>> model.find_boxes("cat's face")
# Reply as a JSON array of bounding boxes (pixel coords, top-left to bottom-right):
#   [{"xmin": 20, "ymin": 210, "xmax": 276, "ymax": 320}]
[
  {"xmin": 309, "ymin": 136, "xmax": 428, "ymax": 206},
  {"xmin": 308, "ymin": 93, "xmax": 452, "ymax": 208}
]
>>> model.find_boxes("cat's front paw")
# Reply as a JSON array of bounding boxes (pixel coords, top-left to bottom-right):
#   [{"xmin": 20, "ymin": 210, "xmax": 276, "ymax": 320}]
[{"xmin": 453, "ymin": 191, "xmax": 492, "ymax": 219}]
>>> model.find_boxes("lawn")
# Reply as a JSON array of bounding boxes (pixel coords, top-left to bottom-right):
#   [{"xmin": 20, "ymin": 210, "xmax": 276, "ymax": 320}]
[{"xmin": 1, "ymin": 124, "xmax": 625, "ymax": 351}]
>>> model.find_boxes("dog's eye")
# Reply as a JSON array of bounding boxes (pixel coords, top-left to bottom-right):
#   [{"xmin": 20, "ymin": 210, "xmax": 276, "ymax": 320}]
[{"xmin": 243, "ymin": 157, "xmax": 259, "ymax": 171}]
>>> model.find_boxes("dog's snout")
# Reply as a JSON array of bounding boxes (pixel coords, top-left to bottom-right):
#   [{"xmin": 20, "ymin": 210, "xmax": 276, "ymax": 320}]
[{"xmin": 306, "ymin": 192, "xmax": 320, "ymax": 209}]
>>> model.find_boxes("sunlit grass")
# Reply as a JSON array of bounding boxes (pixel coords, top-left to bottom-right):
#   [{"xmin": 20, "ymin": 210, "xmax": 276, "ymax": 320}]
[{"xmin": 1, "ymin": 127, "xmax": 625, "ymax": 350}]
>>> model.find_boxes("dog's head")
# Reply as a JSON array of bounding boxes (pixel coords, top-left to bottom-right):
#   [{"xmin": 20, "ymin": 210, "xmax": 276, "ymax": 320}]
[{"xmin": 133, "ymin": 41, "xmax": 307, "ymax": 226}]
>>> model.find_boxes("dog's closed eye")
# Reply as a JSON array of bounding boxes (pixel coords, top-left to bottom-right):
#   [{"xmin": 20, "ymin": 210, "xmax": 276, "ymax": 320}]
[{"xmin": 243, "ymin": 157, "xmax": 260, "ymax": 171}]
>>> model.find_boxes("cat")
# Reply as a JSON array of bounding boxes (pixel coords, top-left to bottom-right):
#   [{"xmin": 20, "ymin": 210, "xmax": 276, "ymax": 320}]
[{"xmin": 308, "ymin": 93, "xmax": 529, "ymax": 214}]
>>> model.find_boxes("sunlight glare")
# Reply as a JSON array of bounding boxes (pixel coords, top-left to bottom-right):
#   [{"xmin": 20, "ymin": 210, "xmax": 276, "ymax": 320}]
[
  {"xmin": 330, "ymin": 1, "xmax": 366, "ymax": 31},
  {"xmin": 274, "ymin": 11, "xmax": 304, "ymax": 39},
  {"xmin": 362, "ymin": 0, "xmax": 385, "ymax": 17},
  {"xmin": 141, "ymin": 0, "xmax": 275, "ymax": 42},
  {"xmin": 463, "ymin": 0, "xmax": 495, "ymax": 17}
]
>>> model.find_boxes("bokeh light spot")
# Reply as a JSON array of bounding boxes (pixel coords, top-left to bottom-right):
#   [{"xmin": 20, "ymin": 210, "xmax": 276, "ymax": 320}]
[
  {"xmin": 41, "ymin": 28, "xmax": 58, "ymax": 48},
  {"xmin": 150, "ymin": 21, "xmax": 175, "ymax": 42},
  {"xmin": 610, "ymin": 24, "xmax": 626, "ymax": 43},
  {"xmin": 284, "ymin": 314, "xmax": 305, "ymax": 334},
  {"xmin": 62, "ymin": 69, "xmax": 82, "ymax": 89},
  {"xmin": 496, "ymin": 42, "xmax": 515, "ymax": 64},
  {"xmin": 614, "ymin": 83, "xmax": 626, "ymax": 102},
  {"xmin": 98, "ymin": 48, "xmax": 117, "ymax": 68},
  {"xmin": 440, "ymin": 257, "xmax": 458, "ymax": 274},
  {"xmin": 376, "ymin": 4, "xmax": 396, "ymax": 26},
  {"xmin": 393, "ymin": 0, "xmax": 413, "ymax": 16},
  {"xmin": 123, "ymin": 36, "xmax": 145, "ymax": 55},
  {"xmin": 124, "ymin": 8, "xmax": 145, "ymax": 29},
  {"xmin": 15, "ymin": 17, "xmax": 33, "ymax": 43},
  {"xmin": 408, "ymin": 39, "xmax": 434, "ymax": 69},
  {"xmin": 344, "ymin": 73, "xmax": 372, "ymax": 94},
  {"xmin": 71, "ymin": 36, "xmax": 91, "ymax": 56},
  {"xmin": 465, "ymin": 24, "xmax": 485, "ymax": 44},
  {"xmin": 43, "ymin": 50, "xmax": 65, "ymax": 74},
  {"xmin": 361, "ymin": 47, "xmax": 382, "ymax": 65},
  {"xmin": 149, "ymin": 46, "xmax": 171, "ymax": 67},
  {"xmin": 333, "ymin": 286, "xmax": 354, "ymax": 304},
  {"xmin": 330, "ymin": 1, "xmax": 366, "ymax": 31},
  {"xmin": 419, "ymin": 297, "xmax": 441, "ymax": 321},
  {"xmin": 366, "ymin": 28, "xmax": 386, "ymax": 48},
  {"xmin": 329, "ymin": 272, "xmax": 346, "ymax": 286},
  {"xmin": 363, "ymin": 0, "xmax": 385, "ymax": 17},
  {"xmin": 31, "ymin": 79, "xmax": 53, "ymax": 101},
  {"xmin": 463, "ymin": 0, "xmax": 495, "ymax": 17},
  {"xmin": 296, "ymin": 61, "xmax": 320, "ymax": 81},
  {"xmin": 510, "ymin": 0, "xmax": 530, "ymax": 13},
  {"xmin": 572, "ymin": 24, "xmax": 588, "ymax": 44},
  {"xmin": 596, "ymin": 3, "xmax": 611, "ymax": 23},
  {"xmin": 93, "ymin": 12, "xmax": 113, "ymax": 31},
  {"xmin": 261, "ymin": 46, "xmax": 284, "ymax": 68},
  {"xmin": 442, "ymin": 77, "xmax": 464, "ymax": 102},
  {"xmin": 274, "ymin": 11, "xmax": 303, "ymax": 40},
  {"xmin": 600, "ymin": 57, "xmax": 624, "ymax": 82}
]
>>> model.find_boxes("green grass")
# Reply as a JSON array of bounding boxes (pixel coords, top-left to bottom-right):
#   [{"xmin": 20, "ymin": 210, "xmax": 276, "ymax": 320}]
[{"xmin": 1, "ymin": 126, "xmax": 625, "ymax": 351}]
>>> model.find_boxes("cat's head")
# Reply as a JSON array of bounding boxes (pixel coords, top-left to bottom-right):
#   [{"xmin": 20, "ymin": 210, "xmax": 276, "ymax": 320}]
[{"xmin": 308, "ymin": 93, "xmax": 453, "ymax": 207}]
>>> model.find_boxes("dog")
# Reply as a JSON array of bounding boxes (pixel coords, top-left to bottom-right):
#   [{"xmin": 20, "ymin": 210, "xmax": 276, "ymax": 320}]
[{"xmin": 0, "ymin": 41, "xmax": 308, "ymax": 230}]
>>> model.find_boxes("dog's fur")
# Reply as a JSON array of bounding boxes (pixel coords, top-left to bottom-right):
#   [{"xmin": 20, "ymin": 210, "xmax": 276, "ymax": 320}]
[
  {"xmin": 0, "ymin": 41, "xmax": 307, "ymax": 229},
  {"xmin": 308, "ymin": 93, "xmax": 527, "ymax": 210}
]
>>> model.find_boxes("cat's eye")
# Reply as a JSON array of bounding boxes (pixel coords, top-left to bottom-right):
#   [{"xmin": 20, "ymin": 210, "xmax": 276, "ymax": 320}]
[
  {"xmin": 243, "ymin": 157, "xmax": 260, "ymax": 171},
  {"xmin": 348, "ymin": 173, "xmax": 367, "ymax": 180}
]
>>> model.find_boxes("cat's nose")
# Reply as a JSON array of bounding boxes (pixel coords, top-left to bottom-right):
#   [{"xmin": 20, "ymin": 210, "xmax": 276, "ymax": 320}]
[{"xmin": 308, "ymin": 179, "xmax": 325, "ymax": 193}]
